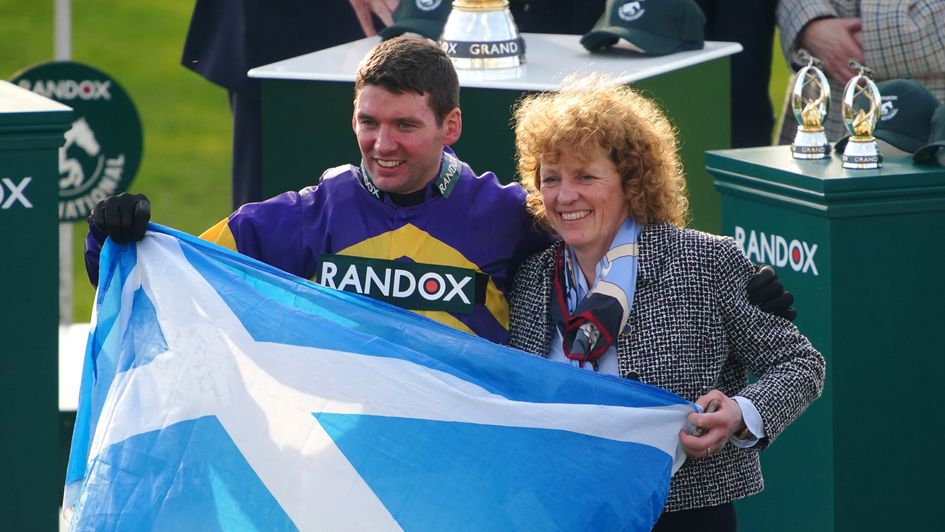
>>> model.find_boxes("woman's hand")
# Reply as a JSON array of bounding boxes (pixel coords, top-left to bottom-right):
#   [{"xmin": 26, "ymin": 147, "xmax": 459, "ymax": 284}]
[{"xmin": 679, "ymin": 390, "xmax": 745, "ymax": 459}]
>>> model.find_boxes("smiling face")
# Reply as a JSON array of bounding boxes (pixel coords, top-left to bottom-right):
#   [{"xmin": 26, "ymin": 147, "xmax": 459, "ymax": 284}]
[
  {"xmin": 539, "ymin": 143, "xmax": 630, "ymax": 264},
  {"xmin": 353, "ymin": 84, "xmax": 461, "ymax": 195}
]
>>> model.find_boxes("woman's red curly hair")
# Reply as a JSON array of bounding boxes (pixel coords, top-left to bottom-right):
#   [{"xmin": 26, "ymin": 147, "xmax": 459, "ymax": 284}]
[{"xmin": 514, "ymin": 76, "xmax": 689, "ymax": 229}]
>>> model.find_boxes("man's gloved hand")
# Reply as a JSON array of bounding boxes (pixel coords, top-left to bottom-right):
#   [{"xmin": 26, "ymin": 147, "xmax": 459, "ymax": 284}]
[
  {"xmin": 746, "ymin": 265, "xmax": 797, "ymax": 321},
  {"xmin": 91, "ymin": 192, "xmax": 151, "ymax": 243}
]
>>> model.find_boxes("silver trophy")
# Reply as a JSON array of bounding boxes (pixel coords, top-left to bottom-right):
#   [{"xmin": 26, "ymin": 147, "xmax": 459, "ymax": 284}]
[
  {"xmin": 790, "ymin": 51, "xmax": 831, "ymax": 159},
  {"xmin": 841, "ymin": 60, "xmax": 883, "ymax": 169},
  {"xmin": 440, "ymin": 1, "xmax": 525, "ymax": 70}
]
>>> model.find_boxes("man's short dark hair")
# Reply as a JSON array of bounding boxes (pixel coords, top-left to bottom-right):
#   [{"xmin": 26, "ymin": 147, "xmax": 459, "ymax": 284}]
[{"xmin": 355, "ymin": 37, "xmax": 460, "ymax": 125}]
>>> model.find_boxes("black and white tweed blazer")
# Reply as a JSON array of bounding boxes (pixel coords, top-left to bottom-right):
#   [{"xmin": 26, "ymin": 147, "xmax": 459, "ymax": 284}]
[{"xmin": 508, "ymin": 222, "xmax": 825, "ymax": 513}]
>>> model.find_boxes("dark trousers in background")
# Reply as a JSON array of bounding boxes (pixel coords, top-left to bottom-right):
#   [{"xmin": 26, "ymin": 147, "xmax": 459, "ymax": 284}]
[
  {"xmin": 183, "ymin": 0, "xmax": 363, "ymax": 211},
  {"xmin": 229, "ymin": 91, "xmax": 262, "ymax": 210},
  {"xmin": 653, "ymin": 502, "xmax": 737, "ymax": 532},
  {"xmin": 696, "ymin": 0, "xmax": 778, "ymax": 148}
]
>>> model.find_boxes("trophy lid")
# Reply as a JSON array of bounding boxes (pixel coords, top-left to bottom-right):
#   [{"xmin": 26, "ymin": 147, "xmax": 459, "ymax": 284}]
[
  {"xmin": 453, "ymin": 0, "xmax": 508, "ymax": 9},
  {"xmin": 841, "ymin": 62, "xmax": 882, "ymax": 139},
  {"xmin": 440, "ymin": 0, "xmax": 525, "ymax": 70},
  {"xmin": 790, "ymin": 62, "xmax": 830, "ymax": 131},
  {"xmin": 580, "ymin": 0, "xmax": 705, "ymax": 55}
]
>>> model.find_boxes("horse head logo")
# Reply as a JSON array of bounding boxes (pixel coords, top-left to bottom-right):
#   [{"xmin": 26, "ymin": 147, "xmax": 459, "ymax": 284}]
[
  {"xmin": 879, "ymin": 97, "xmax": 898, "ymax": 121},
  {"xmin": 60, "ymin": 117, "xmax": 102, "ymax": 190},
  {"xmin": 416, "ymin": 0, "xmax": 441, "ymax": 11},
  {"xmin": 618, "ymin": 1, "xmax": 645, "ymax": 22}
]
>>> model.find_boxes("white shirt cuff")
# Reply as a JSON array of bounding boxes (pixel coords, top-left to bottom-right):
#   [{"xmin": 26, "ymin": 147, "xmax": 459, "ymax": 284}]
[{"xmin": 730, "ymin": 395, "xmax": 765, "ymax": 448}]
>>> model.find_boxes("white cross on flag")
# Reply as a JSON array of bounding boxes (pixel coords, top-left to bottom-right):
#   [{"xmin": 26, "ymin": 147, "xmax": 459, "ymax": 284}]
[{"xmin": 64, "ymin": 225, "xmax": 694, "ymax": 531}]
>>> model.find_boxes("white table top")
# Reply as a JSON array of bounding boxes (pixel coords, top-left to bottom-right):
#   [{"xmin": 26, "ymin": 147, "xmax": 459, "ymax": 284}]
[
  {"xmin": 250, "ymin": 33, "xmax": 742, "ymax": 92},
  {"xmin": 0, "ymin": 80, "xmax": 72, "ymax": 113},
  {"xmin": 59, "ymin": 322, "xmax": 88, "ymax": 412}
]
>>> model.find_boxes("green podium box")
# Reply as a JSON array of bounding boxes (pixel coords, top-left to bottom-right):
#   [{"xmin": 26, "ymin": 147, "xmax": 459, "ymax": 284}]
[
  {"xmin": 0, "ymin": 81, "xmax": 72, "ymax": 529},
  {"xmin": 707, "ymin": 146, "xmax": 945, "ymax": 532},
  {"xmin": 251, "ymin": 34, "xmax": 740, "ymax": 233}
]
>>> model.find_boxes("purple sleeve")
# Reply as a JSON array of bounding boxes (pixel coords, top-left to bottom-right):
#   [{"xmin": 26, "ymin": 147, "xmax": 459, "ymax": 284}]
[
  {"xmin": 225, "ymin": 189, "xmax": 316, "ymax": 277},
  {"xmin": 84, "ymin": 217, "xmax": 107, "ymax": 288}
]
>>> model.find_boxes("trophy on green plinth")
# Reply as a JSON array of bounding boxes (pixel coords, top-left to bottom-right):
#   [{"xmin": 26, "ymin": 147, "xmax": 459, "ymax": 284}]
[
  {"xmin": 790, "ymin": 50, "xmax": 831, "ymax": 159},
  {"xmin": 440, "ymin": 1, "xmax": 525, "ymax": 72},
  {"xmin": 841, "ymin": 60, "xmax": 883, "ymax": 169}
]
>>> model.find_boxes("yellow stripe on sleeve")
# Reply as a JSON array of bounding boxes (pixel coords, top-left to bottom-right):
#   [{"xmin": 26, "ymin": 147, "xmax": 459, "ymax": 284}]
[{"xmin": 199, "ymin": 218, "xmax": 238, "ymax": 252}]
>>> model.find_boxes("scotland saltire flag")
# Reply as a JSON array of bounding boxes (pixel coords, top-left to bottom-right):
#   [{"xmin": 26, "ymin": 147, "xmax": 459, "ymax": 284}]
[{"xmin": 64, "ymin": 224, "xmax": 695, "ymax": 531}]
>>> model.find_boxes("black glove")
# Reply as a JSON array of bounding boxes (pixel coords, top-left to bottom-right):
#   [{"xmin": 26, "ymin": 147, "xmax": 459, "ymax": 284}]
[
  {"xmin": 91, "ymin": 192, "xmax": 151, "ymax": 243},
  {"xmin": 746, "ymin": 264, "xmax": 797, "ymax": 321}
]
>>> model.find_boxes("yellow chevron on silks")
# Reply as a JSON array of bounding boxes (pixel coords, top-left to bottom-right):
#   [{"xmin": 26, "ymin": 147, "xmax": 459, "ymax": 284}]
[
  {"xmin": 198, "ymin": 221, "xmax": 509, "ymax": 336},
  {"xmin": 200, "ymin": 218, "xmax": 237, "ymax": 251},
  {"xmin": 333, "ymin": 224, "xmax": 509, "ymax": 334}
]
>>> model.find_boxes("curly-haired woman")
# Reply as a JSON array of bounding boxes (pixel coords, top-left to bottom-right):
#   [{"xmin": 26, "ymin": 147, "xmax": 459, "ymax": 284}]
[{"xmin": 508, "ymin": 79, "xmax": 825, "ymax": 532}]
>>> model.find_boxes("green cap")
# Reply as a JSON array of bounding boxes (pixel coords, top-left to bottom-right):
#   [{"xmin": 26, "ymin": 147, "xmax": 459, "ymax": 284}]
[
  {"xmin": 913, "ymin": 103, "xmax": 945, "ymax": 165},
  {"xmin": 834, "ymin": 79, "xmax": 940, "ymax": 154},
  {"xmin": 379, "ymin": 0, "xmax": 451, "ymax": 41},
  {"xmin": 581, "ymin": 0, "xmax": 705, "ymax": 55}
]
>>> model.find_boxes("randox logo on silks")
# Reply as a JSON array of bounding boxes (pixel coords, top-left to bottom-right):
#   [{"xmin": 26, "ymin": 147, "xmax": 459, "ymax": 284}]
[
  {"xmin": 12, "ymin": 61, "xmax": 143, "ymax": 222},
  {"xmin": 317, "ymin": 255, "xmax": 484, "ymax": 314}
]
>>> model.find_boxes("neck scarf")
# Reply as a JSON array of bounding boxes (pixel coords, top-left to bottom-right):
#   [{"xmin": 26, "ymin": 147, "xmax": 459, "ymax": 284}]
[
  {"xmin": 550, "ymin": 218, "xmax": 641, "ymax": 370},
  {"xmin": 359, "ymin": 150, "xmax": 462, "ymax": 201}
]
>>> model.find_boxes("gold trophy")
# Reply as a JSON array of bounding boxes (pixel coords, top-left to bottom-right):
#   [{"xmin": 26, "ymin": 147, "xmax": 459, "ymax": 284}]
[
  {"xmin": 439, "ymin": 1, "xmax": 525, "ymax": 72},
  {"xmin": 841, "ymin": 60, "xmax": 883, "ymax": 169},
  {"xmin": 790, "ymin": 51, "xmax": 831, "ymax": 159}
]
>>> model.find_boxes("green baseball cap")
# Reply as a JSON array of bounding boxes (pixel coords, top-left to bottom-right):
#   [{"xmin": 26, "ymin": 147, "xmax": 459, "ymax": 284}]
[
  {"xmin": 581, "ymin": 0, "xmax": 705, "ymax": 55},
  {"xmin": 379, "ymin": 0, "xmax": 451, "ymax": 41},
  {"xmin": 834, "ymin": 78, "xmax": 940, "ymax": 154},
  {"xmin": 913, "ymin": 104, "xmax": 945, "ymax": 165}
]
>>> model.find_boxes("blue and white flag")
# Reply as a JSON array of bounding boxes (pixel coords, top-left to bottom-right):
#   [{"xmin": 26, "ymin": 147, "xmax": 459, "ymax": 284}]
[{"xmin": 65, "ymin": 225, "xmax": 695, "ymax": 531}]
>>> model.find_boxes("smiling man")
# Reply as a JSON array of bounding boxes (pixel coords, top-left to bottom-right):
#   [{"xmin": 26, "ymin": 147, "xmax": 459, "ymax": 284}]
[{"xmin": 86, "ymin": 38, "xmax": 550, "ymax": 344}]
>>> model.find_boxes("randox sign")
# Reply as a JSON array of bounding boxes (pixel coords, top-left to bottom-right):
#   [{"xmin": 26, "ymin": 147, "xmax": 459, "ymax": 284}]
[
  {"xmin": 733, "ymin": 225, "xmax": 819, "ymax": 276},
  {"xmin": 317, "ymin": 254, "xmax": 481, "ymax": 314},
  {"xmin": 12, "ymin": 61, "xmax": 142, "ymax": 222}
]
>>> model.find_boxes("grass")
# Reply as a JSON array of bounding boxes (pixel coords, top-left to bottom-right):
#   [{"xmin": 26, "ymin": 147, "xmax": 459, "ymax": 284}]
[
  {"xmin": 1, "ymin": 3, "xmax": 792, "ymax": 322},
  {"xmin": 769, "ymin": 30, "xmax": 792, "ymax": 141},
  {"xmin": 1, "ymin": 1, "xmax": 231, "ymax": 321}
]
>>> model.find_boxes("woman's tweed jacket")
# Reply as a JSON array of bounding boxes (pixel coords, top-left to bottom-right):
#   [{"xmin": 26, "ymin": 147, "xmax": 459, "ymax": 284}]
[{"xmin": 508, "ymin": 222, "xmax": 825, "ymax": 512}]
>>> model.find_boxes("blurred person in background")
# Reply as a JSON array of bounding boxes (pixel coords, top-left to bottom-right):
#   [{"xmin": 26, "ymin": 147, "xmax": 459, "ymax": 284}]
[
  {"xmin": 776, "ymin": 0, "xmax": 945, "ymax": 143},
  {"xmin": 182, "ymin": 0, "xmax": 398, "ymax": 209}
]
